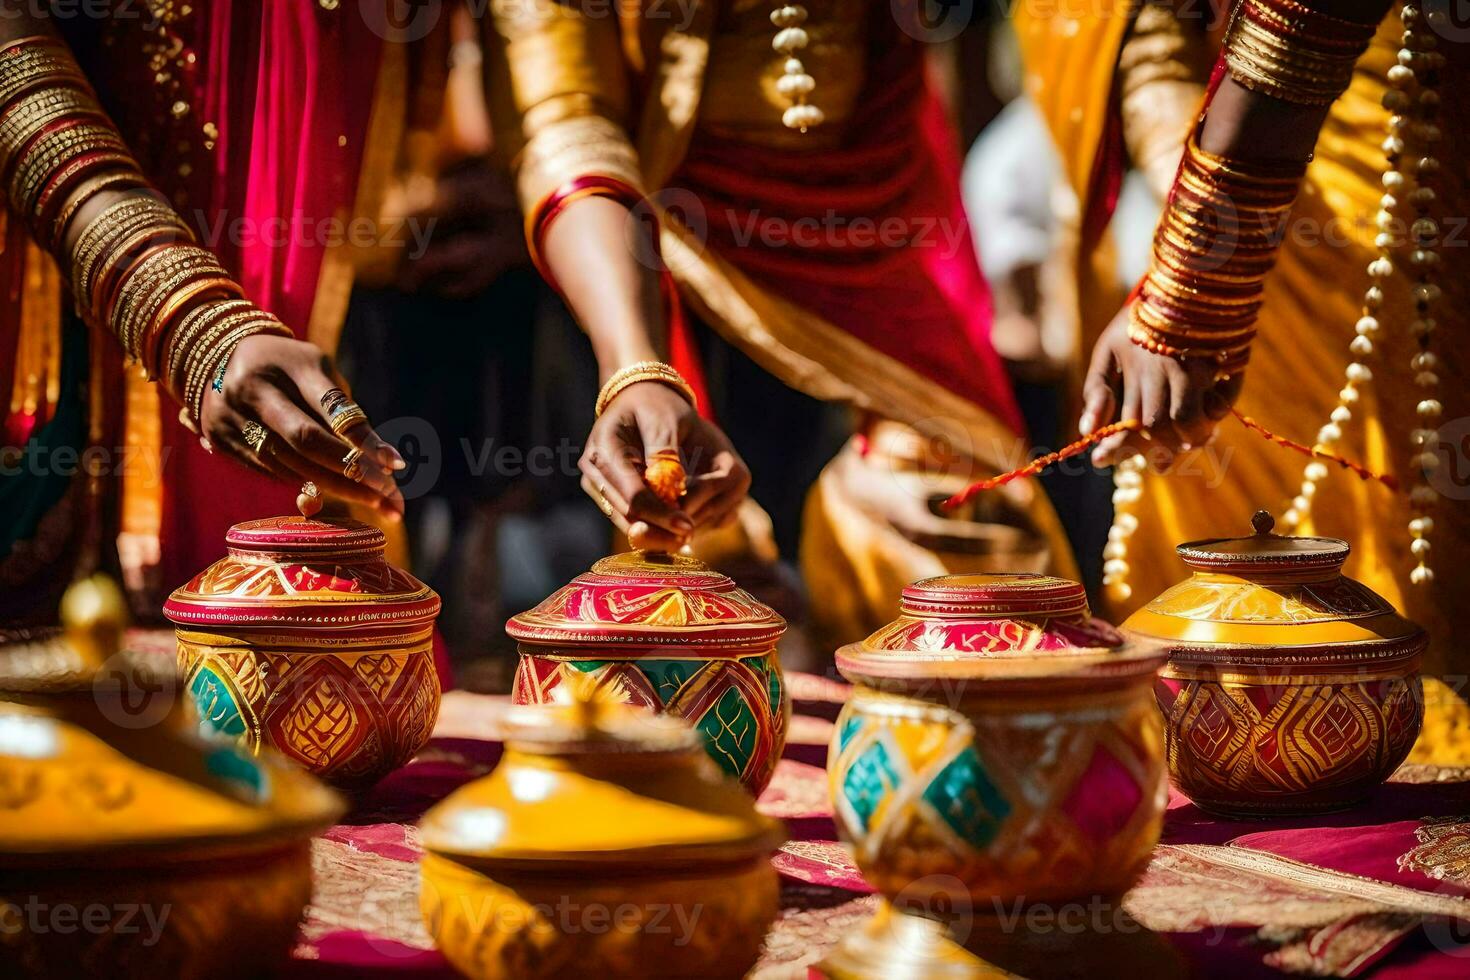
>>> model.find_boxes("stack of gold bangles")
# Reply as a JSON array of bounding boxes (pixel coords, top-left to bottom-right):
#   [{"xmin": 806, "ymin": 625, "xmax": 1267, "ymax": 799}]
[
  {"xmin": 595, "ymin": 361, "xmax": 698, "ymax": 417},
  {"xmin": 1224, "ymin": 0, "xmax": 1377, "ymax": 107},
  {"xmin": 0, "ymin": 34, "xmax": 292, "ymax": 429},
  {"xmin": 1131, "ymin": 0, "xmax": 1376, "ymax": 377},
  {"xmin": 1129, "ymin": 135, "xmax": 1305, "ymax": 378}
]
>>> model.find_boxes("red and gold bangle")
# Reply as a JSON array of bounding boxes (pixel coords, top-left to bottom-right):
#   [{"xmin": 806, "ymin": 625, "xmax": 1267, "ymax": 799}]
[
  {"xmin": 70, "ymin": 195, "xmax": 189, "ymax": 304},
  {"xmin": 164, "ymin": 299, "xmax": 255, "ymax": 390},
  {"xmin": 11, "ymin": 126, "xmax": 129, "ymax": 210},
  {"xmin": 0, "ymin": 41, "xmax": 91, "ymax": 108},
  {"xmin": 525, "ymin": 174, "xmax": 650, "ymax": 288},
  {"xmin": 113, "ymin": 249, "xmax": 228, "ymax": 357},
  {"xmin": 142, "ymin": 277, "xmax": 245, "ymax": 377},
  {"xmin": 1224, "ymin": 0, "xmax": 1376, "ymax": 106},
  {"xmin": 1129, "ymin": 129, "xmax": 1311, "ymax": 378},
  {"xmin": 35, "ymin": 162, "xmax": 143, "ymax": 248}
]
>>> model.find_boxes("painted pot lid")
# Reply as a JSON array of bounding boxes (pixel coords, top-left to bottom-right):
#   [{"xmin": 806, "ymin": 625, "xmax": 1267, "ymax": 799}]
[
  {"xmin": 836, "ymin": 573, "xmax": 1163, "ymax": 686},
  {"xmin": 505, "ymin": 551, "xmax": 786, "ymax": 651},
  {"xmin": 1, "ymin": 578, "xmax": 344, "ymax": 865},
  {"xmin": 1123, "ymin": 511, "xmax": 1424, "ymax": 651},
  {"xmin": 419, "ymin": 696, "xmax": 783, "ymax": 869},
  {"xmin": 164, "ymin": 516, "xmax": 439, "ymax": 632}
]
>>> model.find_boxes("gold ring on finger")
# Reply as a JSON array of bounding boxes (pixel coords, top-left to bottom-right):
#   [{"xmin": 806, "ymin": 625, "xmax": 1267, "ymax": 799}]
[
  {"xmin": 241, "ymin": 420, "xmax": 270, "ymax": 454},
  {"xmin": 319, "ymin": 387, "xmax": 350, "ymax": 414},
  {"xmin": 328, "ymin": 401, "xmax": 368, "ymax": 437},
  {"xmin": 342, "ymin": 447, "xmax": 366, "ymax": 482}
]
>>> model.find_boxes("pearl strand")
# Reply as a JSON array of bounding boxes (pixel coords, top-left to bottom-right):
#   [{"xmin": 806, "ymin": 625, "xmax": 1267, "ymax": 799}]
[
  {"xmin": 1402, "ymin": 2, "xmax": 1443, "ymax": 585},
  {"xmin": 1283, "ymin": 38, "xmax": 1410, "ymax": 532},
  {"xmin": 771, "ymin": 6, "xmax": 823, "ymax": 131},
  {"xmin": 1102, "ymin": 454, "xmax": 1146, "ymax": 605}
]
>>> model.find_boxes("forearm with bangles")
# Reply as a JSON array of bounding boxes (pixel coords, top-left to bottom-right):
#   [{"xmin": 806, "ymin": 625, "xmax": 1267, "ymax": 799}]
[
  {"xmin": 1129, "ymin": 0, "xmax": 1383, "ymax": 377},
  {"xmin": 0, "ymin": 34, "xmax": 290, "ymax": 429}
]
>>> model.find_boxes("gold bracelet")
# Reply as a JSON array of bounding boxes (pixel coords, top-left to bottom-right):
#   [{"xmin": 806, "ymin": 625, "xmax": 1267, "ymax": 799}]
[
  {"xmin": 114, "ymin": 250, "xmax": 225, "ymax": 355},
  {"xmin": 183, "ymin": 311, "xmax": 282, "ymax": 409},
  {"xmin": 70, "ymin": 196, "xmax": 186, "ymax": 305},
  {"xmin": 165, "ymin": 299, "xmax": 255, "ymax": 389},
  {"xmin": 186, "ymin": 318, "xmax": 290, "ymax": 423},
  {"xmin": 144, "ymin": 276, "xmax": 244, "ymax": 376},
  {"xmin": 0, "ymin": 45, "xmax": 89, "ymax": 107},
  {"xmin": 0, "ymin": 88, "xmax": 101, "ymax": 150},
  {"xmin": 12, "ymin": 127, "xmax": 128, "ymax": 208},
  {"xmin": 37, "ymin": 166, "xmax": 143, "ymax": 248},
  {"xmin": 595, "ymin": 360, "xmax": 698, "ymax": 417},
  {"xmin": 1224, "ymin": 0, "xmax": 1374, "ymax": 107}
]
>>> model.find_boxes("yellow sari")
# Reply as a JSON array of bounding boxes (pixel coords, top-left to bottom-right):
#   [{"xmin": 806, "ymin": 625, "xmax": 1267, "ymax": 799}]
[{"xmin": 1018, "ymin": 6, "xmax": 1470, "ymax": 762}]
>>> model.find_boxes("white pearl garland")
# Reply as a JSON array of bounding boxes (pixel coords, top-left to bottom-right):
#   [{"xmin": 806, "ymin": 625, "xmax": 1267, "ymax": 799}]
[
  {"xmin": 1284, "ymin": 5, "xmax": 1440, "ymax": 588},
  {"xmin": 1400, "ymin": 3, "xmax": 1442, "ymax": 587},
  {"xmin": 1102, "ymin": 454, "xmax": 1146, "ymax": 606},
  {"xmin": 771, "ymin": 6, "xmax": 823, "ymax": 132}
]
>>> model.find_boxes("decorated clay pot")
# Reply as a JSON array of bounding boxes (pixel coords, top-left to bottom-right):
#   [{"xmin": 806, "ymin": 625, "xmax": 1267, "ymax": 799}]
[
  {"xmin": 419, "ymin": 695, "xmax": 783, "ymax": 978},
  {"xmin": 165, "ymin": 516, "xmax": 441, "ymax": 790},
  {"xmin": 507, "ymin": 551, "xmax": 788, "ymax": 794},
  {"xmin": 0, "ymin": 577, "xmax": 344, "ymax": 979},
  {"xmin": 1124, "ymin": 511, "xmax": 1425, "ymax": 818},
  {"xmin": 823, "ymin": 573, "xmax": 1167, "ymax": 973}
]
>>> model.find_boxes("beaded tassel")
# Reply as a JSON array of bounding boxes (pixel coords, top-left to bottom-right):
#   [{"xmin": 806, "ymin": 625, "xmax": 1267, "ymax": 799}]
[
  {"xmin": 1402, "ymin": 2, "xmax": 1443, "ymax": 585},
  {"xmin": 1284, "ymin": 4, "xmax": 1441, "ymax": 587},
  {"xmin": 771, "ymin": 5, "xmax": 823, "ymax": 131},
  {"xmin": 1102, "ymin": 455, "xmax": 1146, "ymax": 605}
]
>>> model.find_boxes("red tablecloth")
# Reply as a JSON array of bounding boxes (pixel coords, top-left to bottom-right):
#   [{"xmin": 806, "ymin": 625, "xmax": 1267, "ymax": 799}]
[{"xmin": 256, "ymin": 668, "xmax": 1470, "ymax": 979}]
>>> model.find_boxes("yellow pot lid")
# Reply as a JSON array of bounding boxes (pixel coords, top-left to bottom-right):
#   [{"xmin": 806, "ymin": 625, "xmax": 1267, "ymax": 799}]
[
  {"xmin": 1123, "ymin": 511, "xmax": 1425, "ymax": 651},
  {"xmin": 420, "ymin": 696, "xmax": 783, "ymax": 869},
  {"xmin": 0, "ymin": 577, "xmax": 344, "ymax": 865}
]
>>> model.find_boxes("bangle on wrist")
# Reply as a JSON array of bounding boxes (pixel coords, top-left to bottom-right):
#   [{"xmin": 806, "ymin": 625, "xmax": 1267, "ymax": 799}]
[{"xmin": 595, "ymin": 360, "xmax": 698, "ymax": 418}]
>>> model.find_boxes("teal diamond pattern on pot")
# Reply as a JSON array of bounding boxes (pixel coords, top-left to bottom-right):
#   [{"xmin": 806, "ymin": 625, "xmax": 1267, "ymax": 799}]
[
  {"xmin": 634, "ymin": 659, "xmax": 706, "ymax": 707},
  {"xmin": 836, "ymin": 712, "xmax": 864, "ymax": 753},
  {"xmin": 697, "ymin": 686, "xmax": 757, "ymax": 780},
  {"xmin": 842, "ymin": 737, "xmax": 900, "ymax": 831},
  {"xmin": 922, "ymin": 747, "xmax": 1011, "ymax": 848},
  {"xmin": 189, "ymin": 667, "xmax": 246, "ymax": 739}
]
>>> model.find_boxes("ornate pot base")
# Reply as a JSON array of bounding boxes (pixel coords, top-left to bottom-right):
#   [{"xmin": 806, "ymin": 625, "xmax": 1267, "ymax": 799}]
[{"xmin": 1187, "ymin": 793, "xmax": 1372, "ymax": 820}]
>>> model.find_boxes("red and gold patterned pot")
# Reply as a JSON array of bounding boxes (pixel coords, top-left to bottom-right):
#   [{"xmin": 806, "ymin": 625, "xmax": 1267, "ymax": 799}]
[
  {"xmin": 419, "ymin": 698, "xmax": 783, "ymax": 978},
  {"xmin": 822, "ymin": 573, "xmax": 1168, "ymax": 975},
  {"xmin": 165, "ymin": 516, "xmax": 441, "ymax": 790},
  {"xmin": 1124, "ymin": 511, "xmax": 1426, "ymax": 818},
  {"xmin": 1, "ymin": 577, "xmax": 344, "ymax": 979},
  {"xmin": 507, "ymin": 551, "xmax": 788, "ymax": 795}
]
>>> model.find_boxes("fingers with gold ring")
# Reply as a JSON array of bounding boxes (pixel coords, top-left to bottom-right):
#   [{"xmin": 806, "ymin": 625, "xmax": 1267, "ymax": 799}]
[
  {"xmin": 595, "ymin": 483, "xmax": 613, "ymax": 517},
  {"xmin": 241, "ymin": 420, "xmax": 270, "ymax": 455},
  {"xmin": 342, "ymin": 447, "xmax": 366, "ymax": 482},
  {"xmin": 325, "ymin": 398, "xmax": 369, "ymax": 437}
]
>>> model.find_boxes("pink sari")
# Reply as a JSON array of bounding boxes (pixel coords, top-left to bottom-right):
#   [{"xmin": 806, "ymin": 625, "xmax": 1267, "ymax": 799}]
[{"xmin": 71, "ymin": 2, "xmax": 385, "ymax": 588}]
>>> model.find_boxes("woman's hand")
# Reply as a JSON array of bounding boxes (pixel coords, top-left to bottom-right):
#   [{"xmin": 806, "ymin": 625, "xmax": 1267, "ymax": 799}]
[
  {"xmin": 198, "ymin": 333, "xmax": 406, "ymax": 520},
  {"xmin": 1079, "ymin": 310, "xmax": 1244, "ymax": 468},
  {"xmin": 579, "ymin": 380, "xmax": 751, "ymax": 552}
]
